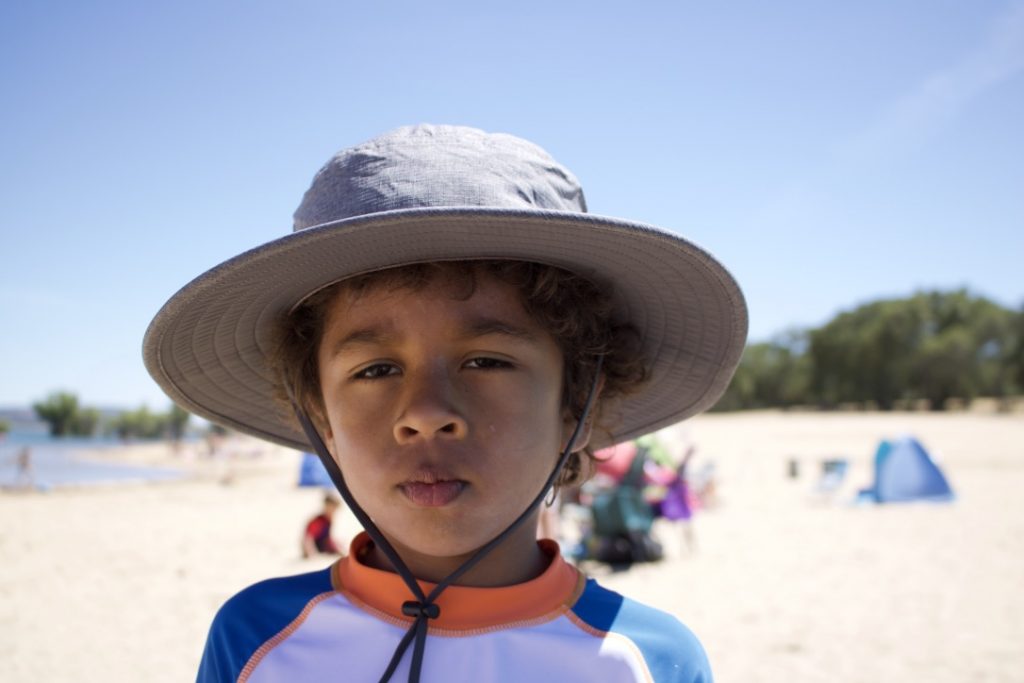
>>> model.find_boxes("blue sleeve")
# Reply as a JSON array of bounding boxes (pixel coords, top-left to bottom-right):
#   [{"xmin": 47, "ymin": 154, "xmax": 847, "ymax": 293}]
[
  {"xmin": 571, "ymin": 579, "xmax": 712, "ymax": 683},
  {"xmin": 197, "ymin": 568, "xmax": 335, "ymax": 683}
]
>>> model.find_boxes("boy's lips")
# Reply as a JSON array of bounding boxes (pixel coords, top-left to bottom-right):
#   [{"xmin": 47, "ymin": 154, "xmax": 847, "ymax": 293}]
[{"xmin": 399, "ymin": 480, "xmax": 466, "ymax": 507}]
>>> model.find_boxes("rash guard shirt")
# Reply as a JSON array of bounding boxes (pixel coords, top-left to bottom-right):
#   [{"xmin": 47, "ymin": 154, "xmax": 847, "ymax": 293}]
[{"xmin": 198, "ymin": 533, "xmax": 712, "ymax": 682}]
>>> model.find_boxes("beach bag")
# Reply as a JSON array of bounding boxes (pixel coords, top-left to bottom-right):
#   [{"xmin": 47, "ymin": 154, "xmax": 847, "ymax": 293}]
[{"xmin": 594, "ymin": 531, "xmax": 664, "ymax": 564}]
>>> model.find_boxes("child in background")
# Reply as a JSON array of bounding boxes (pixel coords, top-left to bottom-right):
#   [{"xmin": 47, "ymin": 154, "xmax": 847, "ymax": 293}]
[
  {"xmin": 145, "ymin": 124, "xmax": 747, "ymax": 682},
  {"xmin": 301, "ymin": 492, "xmax": 343, "ymax": 558}
]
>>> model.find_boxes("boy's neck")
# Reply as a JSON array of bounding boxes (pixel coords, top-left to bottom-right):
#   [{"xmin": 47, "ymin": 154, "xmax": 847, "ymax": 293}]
[{"xmin": 360, "ymin": 522, "xmax": 552, "ymax": 588}]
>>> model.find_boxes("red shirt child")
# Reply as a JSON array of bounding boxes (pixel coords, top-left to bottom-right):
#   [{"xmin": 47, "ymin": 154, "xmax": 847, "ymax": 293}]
[{"xmin": 302, "ymin": 494, "xmax": 342, "ymax": 557}]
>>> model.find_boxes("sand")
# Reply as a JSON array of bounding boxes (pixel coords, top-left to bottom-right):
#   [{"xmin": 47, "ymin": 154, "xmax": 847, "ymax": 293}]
[{"xmin": 2, "ymin": 411, "xmax": 1022, "ymax": 682}]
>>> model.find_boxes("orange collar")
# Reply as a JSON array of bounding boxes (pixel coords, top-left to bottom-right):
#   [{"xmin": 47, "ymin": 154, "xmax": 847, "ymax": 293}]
[{"xmin": 332, "ymin": 532, "xmax": 584, "ymax": 632}]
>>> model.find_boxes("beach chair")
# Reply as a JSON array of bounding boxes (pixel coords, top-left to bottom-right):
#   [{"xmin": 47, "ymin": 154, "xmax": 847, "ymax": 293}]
[{"xmin": 813, "ymin": 457, "xmax": 849, "ymax": 497}]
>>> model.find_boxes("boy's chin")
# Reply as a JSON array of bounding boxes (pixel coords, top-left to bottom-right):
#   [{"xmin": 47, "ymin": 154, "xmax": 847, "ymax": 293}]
[
  {"xmin": 380, "ymin": 522, "xmax": 540, "ymax": 582},
  {"xmin": 388, "ymin": 532, "xmax": 500, "ymax": 564}
]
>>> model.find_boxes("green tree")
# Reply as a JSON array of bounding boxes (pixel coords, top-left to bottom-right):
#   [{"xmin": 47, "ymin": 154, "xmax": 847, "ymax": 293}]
[
  {"xmin": 1000, "ymin": 303, "xmax": 1024, "ymax": 396},
  {"xmin": 911, "ymin": 292, "xmax": 1016, "ymax": 407},
  {"xmin": 166, "ymin": 403, "xmax": 191, "ymax": 441},
  {"xmin": 714, "ymin": 330, "xmax": 811, "ymax": 410},
  {"xmin": 72, "ymin": 407, "xmax": 101, "ymax": 436},
  {"xmin": 809, "ymin": 298, "xmax": 924, "ymax": 409},
  {"xmin": 0, "ymin": 419, "xmax": 10, "ymax": 437},
  {"xmin": 809, "ymin": 290, "xmax": 1017, "ymax": 410},
  {"xmin": 111, "ymin": 406, "xmax": 168, "ymax": 440},
  {"xmin": 110, "ymin": 404, "xmax": 194, "ymax": 440},
  {"xmin": 33, "ymin": 391, "xmax": 97, "ymax": 437}
]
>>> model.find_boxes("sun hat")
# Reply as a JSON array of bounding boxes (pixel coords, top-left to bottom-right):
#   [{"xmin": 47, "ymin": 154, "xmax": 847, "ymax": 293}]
[{"xmin": 144, "ymin": 124, "xmax": 748, "ymax": 451}]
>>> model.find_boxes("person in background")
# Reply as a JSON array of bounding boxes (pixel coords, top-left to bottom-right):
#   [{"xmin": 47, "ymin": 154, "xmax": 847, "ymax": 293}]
[
  {"xmin": 302, "ymin": 491, "xmax": 344, "ymax": 558},
  {"xmin": 15, "ymin": 446, "xmax": 34, "ymax": 490}
]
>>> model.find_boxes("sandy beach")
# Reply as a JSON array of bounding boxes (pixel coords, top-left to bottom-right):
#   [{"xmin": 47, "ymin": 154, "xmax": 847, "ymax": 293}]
[{"xmin": 2, "ymin": 411, "xmax": 1022, "ymax": 682}]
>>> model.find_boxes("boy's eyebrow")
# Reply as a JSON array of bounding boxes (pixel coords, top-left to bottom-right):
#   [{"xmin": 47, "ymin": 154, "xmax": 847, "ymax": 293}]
[
  {"xmin": 326, "ymin": 317, "xmax": 540, "ymax": 357},
  {"xmin": 327, "ymin": 327, "xmax": 397, "ymax": 357},
  {"xmin": 461, "ymin": 317, "xmax": 540, "ymax": 342}
]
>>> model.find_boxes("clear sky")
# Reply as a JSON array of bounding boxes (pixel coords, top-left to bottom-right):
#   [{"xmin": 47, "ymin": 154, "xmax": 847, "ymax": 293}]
[{"xmin": 2, "ymin": 1, "xmax": 1022, "ymax": 410}]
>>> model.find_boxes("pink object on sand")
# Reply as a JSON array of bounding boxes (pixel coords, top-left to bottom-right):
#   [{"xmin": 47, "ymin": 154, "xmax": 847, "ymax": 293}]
[{"xmin": 594, "ymin": 442, "xmax": 638, "ymax": 482}]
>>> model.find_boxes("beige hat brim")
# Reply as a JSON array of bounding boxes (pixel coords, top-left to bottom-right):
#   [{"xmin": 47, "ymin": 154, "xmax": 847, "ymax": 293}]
[{"xmin": 143, "ymin": 207, "xmax": 747, "ymax": 451}]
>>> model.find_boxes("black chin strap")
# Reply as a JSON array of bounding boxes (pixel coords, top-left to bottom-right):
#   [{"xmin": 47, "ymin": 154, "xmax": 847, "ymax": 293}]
[{"xmin": 289, "ymin": 357, "xmax": 603, "ymax": 683}]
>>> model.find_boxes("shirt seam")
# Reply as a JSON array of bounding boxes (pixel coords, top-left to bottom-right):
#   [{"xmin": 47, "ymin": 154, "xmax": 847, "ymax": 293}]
[
  {"xmin": 564, "ymin": 610, "xmax": 656, "ymax": 683},
  {"xmin": 237, "ymin": 589, "xmax": 339, "ymax": 683}
]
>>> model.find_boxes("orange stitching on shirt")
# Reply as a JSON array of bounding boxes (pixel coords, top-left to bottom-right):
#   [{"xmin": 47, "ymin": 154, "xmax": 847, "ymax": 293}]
[
  {"xmin": 564, "ymin": 612, "xmax": 656, "ymax": 683},
  {"xmin": 564, "ymin": 609, "xmax": 608, "ymax": 637},
  {"xmin": 427, "ymin": 607, "xmax": 568, "ymax": 638},
  {"xmin": 336, "ymin": 586, "xmax": 413, "ymax": 629},
  {"xmin": 563, "ymin": 571, "xmax": 587, "ymax": 607},
  {"xmin": 329, "ymin": 558, "xmax": 343, "ymax": 592},
  {"xmin": 237, "ymin": 590, "xmax": 337, "ymax": 683}
]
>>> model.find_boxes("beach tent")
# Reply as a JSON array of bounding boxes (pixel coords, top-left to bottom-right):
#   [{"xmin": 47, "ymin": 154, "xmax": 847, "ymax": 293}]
[
  {"xmin": 298, "ymin": 452, "xmax": 333, "ymax": 487},
  {"xmin": 858, "ymin": 437, "xmax": 954, "ymax": 503}
]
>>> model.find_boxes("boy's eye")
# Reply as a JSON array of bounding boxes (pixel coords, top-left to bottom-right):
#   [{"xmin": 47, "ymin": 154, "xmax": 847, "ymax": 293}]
[
  {"xmin": 353, "ymin": 363, "xmax": 400, "ymax": 380},
  {"xmin": 464, "ymin": 357, "xmax": 513, "ymax": 370}
]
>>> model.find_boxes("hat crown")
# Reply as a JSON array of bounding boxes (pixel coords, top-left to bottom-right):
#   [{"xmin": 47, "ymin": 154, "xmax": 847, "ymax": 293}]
[{"xmin": 293, "ymin": 124, "xmax": 587, "ymax": 230}]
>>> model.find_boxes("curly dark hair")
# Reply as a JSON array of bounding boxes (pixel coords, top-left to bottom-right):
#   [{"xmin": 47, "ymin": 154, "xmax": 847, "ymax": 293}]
[{"xmin": 268, "ymin": 260, "xmax": 648, "ymax": 487}]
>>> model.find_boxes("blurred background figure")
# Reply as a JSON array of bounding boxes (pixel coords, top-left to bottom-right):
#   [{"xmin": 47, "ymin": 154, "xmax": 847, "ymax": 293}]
[
  {"xmin": 653, "ymin": 445, "xmax": 698, "ymax": 553},
  {"xmin": 15, "ymin": 446, "xmax": 34, "ymax": 490},
  {"xmin": 581, "ymin": 440, "xmax": 664, "ymax": 565},
  {"xmin": 301, "ymin": 491, "xmax": 344, "ymax": 558}
]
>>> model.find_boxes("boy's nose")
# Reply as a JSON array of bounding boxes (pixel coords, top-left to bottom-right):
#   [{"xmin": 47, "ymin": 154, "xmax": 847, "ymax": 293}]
[{"xmin": 393, "ymin": 372, "xmax": 468, "ymax": 444}]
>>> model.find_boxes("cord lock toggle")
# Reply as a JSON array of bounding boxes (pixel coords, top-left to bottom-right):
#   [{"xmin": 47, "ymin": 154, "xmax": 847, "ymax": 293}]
[{"xmin": 401, "ymin": 601, "xmax": 440, "ymax": 620}]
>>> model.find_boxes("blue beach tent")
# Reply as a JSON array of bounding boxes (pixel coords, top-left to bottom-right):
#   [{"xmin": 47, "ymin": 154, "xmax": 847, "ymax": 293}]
[
  {"xmin": 858, "ymin": 436, "xmax": 954, "ymax": 503},
  {"xmin": 298, "ymin": 452, "xmax": 333, "ymax": 488}
]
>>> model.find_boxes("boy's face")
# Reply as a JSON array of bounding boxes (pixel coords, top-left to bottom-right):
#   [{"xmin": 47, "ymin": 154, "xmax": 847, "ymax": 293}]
[{"xmin": 316, "ymin": 270, "xmax": 585, "ymax": 574}]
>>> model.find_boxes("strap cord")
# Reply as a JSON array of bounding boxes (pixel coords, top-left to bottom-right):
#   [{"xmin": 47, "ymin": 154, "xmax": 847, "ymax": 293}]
[{"xmin": 289, "ymin": 356, "xmax": 603, "ymax": 683}]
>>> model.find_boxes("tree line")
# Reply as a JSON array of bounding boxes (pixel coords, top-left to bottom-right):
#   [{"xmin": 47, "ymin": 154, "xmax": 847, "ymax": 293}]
[
  {"xmin": 21, "ymin": 289, "xmax": 1024, "ymax": 432},
  {"xmin": 714, "ymin": 289, "xmax": 1023, "ymax": 411},
  {"xmin": 31, "ymin": 392, "xmax": 192, "ymax": 440}
]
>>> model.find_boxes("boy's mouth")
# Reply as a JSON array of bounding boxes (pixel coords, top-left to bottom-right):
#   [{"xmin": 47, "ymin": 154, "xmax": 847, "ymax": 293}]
[{"xmin": 398, "ymin": 479, "xmax": 466, "ymax": 507}]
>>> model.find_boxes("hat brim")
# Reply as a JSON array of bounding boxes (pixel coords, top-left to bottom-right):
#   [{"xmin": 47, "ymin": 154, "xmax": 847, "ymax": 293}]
[{"xmin": 144, "ymin": 207, "xmax": 747, "ymax": 451}]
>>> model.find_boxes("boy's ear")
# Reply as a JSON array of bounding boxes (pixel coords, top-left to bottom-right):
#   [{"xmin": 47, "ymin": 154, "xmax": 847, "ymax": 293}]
[
  {"xmin": 561, "ymin": 374, "xmax": 605, "ymax": 453},
  {"xmin": 561, "ymin": 417, "xmax": 593, "ymax": 453}
]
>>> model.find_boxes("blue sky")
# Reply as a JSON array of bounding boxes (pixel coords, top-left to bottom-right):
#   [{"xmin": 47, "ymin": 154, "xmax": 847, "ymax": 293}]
[{"xmin": 2, "ymin": 1, "xmax": 1022, "ymax": 409}]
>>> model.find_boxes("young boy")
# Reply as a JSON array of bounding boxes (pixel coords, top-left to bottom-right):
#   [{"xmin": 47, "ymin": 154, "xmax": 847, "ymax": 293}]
[{"xmin": 145, "ymin": 124, "xmax": 747, "ymax": 682}]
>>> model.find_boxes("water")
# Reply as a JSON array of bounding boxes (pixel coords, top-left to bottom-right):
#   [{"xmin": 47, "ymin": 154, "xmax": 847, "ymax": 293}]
[{"xmin": 0, "ymin": 432, "xmax": 186, "ymax": 490}]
